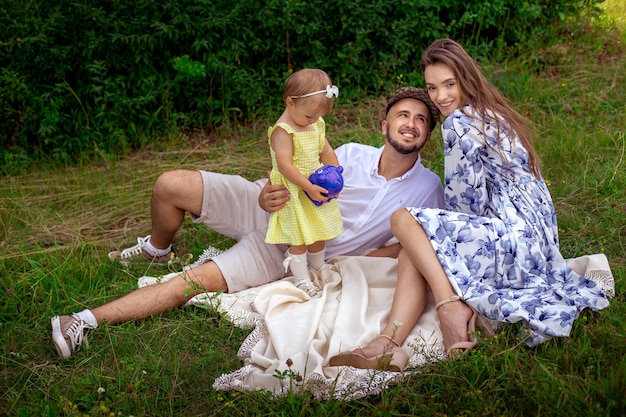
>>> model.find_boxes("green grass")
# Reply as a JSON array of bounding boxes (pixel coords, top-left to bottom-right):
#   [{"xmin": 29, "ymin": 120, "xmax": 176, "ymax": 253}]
[{"xmin": 1, "ymin": 4, "xmax": 625, "ymax": 416}]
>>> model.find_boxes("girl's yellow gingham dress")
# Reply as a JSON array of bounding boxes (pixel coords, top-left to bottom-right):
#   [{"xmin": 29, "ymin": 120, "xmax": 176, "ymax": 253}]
[{"xmin": 265, "ymin": 118, "xmax": 344, "ymax": 246}]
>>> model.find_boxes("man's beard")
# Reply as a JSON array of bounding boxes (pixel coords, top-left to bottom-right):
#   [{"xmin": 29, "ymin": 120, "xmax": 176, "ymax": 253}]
[{"xmin": 386, "ymin": 131, "xmax": 425, "ymax": 155}]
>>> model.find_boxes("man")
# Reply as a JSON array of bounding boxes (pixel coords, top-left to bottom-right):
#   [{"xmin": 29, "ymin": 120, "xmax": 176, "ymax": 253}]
[{"xmin": 51, "ymin": 87, "xmax": 444, "ymax": 358}]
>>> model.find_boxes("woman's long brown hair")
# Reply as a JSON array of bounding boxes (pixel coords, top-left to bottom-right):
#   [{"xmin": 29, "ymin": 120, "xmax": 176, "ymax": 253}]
[{"xmin": 421, "ymin": 39, "xmax": 541, "ymax": 178}]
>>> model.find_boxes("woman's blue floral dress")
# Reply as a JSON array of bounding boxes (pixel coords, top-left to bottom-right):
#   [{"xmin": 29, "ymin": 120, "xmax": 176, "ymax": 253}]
[{"xmin": 408, "ymin": 105, "xmax": 609, "ymax": 346}]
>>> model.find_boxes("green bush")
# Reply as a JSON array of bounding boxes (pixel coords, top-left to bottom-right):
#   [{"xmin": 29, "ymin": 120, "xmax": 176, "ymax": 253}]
[{"xmin": 0, "ymin": 0, "xmax": 604, "ymax": 174}]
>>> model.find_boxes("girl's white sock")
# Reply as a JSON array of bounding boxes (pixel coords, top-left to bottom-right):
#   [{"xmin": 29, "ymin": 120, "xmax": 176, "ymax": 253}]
[
  {"xmin": 308, "ymin": 249, "xmax": 326, "ymax": 270},
  {"xmin": 288, "ymin": 251, "xmax": 309, "ymax": 281}
]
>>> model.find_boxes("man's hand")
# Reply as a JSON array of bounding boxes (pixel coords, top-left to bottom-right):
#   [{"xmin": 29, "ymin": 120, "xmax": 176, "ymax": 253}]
[
  {"xmin": 258, "ymin": 172, "xmax": 290, "ymax": 212},
  {"xmin": 364, "ymin": 243, "xmax": 402, "ymax": 258}
]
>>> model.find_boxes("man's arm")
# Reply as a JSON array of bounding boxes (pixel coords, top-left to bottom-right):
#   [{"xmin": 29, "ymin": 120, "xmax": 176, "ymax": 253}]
[{"xmin": 258, "ymin": 172, "xmax": 290, "ymax": 212}]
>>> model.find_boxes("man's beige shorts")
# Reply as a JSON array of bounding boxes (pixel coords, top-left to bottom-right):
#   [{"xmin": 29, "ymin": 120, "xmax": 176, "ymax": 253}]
[{"xmin": 192, "ymin": 171, "xmax": 288, "ymax": 292}]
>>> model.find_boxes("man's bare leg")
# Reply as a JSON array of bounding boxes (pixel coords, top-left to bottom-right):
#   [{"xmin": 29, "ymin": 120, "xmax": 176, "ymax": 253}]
[
  {"xmin": 108, "ymin": 169, "xmax": 205, "ymax": 263},
  {"xmin": 92, "ymin": 261, "xmax": 227, "ymax": 324},
  {"xmin": 148, "ymin": 169, "xmax": 204, "ymax": 250},
  {"xmin": 52, "ymin": 260, "xmax": 227, "ymax": 358}
]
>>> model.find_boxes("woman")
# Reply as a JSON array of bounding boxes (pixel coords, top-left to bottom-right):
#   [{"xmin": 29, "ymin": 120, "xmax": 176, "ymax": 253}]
[{"xmin": 329, "ymin": 39, "xmax": 609, "ymax": 371}]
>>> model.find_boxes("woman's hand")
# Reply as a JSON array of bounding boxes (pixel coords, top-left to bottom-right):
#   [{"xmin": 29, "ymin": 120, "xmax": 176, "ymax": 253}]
[{"xmin": 258, "ymin": 172, "xmax": 290, "ymax": 212}]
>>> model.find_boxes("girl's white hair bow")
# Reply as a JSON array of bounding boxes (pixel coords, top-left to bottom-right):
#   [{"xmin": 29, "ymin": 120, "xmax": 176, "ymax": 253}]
[{"xmin": 289, "ymin": 85, "xmax": 339, "ymax": 99}]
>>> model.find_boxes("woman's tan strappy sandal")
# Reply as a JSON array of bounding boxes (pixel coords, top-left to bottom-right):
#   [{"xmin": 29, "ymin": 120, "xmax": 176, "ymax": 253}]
[
  {"xmin": 328, "ymin": 335, "xmax": 410, "ymax": 372},
  {"xmin": 435, "ymin": 295, "xmax": 494, "ymax": 358}
]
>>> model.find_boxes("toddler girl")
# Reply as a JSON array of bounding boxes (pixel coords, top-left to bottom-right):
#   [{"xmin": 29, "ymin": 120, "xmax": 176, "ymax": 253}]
[{"xmin": 265, "ymin": 68, "xmax": 344, "ymax": 297}]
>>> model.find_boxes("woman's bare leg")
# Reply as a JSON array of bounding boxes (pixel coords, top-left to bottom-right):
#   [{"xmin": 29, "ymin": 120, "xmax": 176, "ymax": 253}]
[
  {"xmin": 357, "ymin": 249, "xmax": 427, "ymax": 357},
  {"xmin": 390, "ymin": 209, "xmax": 473, "ymax": 352}
]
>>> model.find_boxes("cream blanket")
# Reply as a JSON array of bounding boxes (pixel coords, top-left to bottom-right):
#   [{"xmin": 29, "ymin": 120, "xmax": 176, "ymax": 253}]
[{"xmin": 138, "ymin": 252, "xmax": 614, "ymax": 400}]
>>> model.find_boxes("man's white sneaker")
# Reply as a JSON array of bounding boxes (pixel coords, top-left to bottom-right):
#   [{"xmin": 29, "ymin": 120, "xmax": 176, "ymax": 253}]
[
  {"xmin": 108, "ymin": 235, "xmax": 172, "ymax": 266},
  {"xmin": 51, "ymin": 315, "xmax": 94, "ymax": 359}
]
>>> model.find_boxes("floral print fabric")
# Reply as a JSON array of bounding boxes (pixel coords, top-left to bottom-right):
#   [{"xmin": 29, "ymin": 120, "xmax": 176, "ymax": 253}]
[{"xmin": 408, "ymin": 105, "xmax": 609, "ymax": 346}]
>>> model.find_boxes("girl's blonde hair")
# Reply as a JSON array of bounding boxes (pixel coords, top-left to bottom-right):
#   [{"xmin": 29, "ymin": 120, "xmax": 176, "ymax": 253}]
[
  {"xmin": 421, "ymin": 39, "xmax": 541, "ymax": 178},
  {"xmin": 283, "ymin": 69, "xmax": 336, "ymax": 115}
]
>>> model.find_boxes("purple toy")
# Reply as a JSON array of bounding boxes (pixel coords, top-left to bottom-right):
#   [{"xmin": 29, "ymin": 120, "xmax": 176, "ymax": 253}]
[{"xmin": 305, "ymin": 165, "xmax": 344, "ymax": 206}]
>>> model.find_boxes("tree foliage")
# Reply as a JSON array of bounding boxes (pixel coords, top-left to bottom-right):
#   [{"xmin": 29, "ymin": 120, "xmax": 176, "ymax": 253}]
[{"xmin": 0, "ymin": 0, "xmax": 603, "ymax": 173}]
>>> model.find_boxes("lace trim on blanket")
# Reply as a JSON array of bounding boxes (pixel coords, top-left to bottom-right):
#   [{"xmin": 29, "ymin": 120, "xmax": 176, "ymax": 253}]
[
  {"xmin": 213, "ymin": 341, "xmax": 442, "ymax": 400},
  {"xmin": 237, "ymin": 317, "xmax": 266, "ymax": 359},
  {"xmin": 192, "ymin": 292, "xmax": 263, "ymax": 329},
  {"xmin": 212, "ymin": 318, "xmax": 445, "ymax": 400},
  {"xmin": 212, "ymin": 360, "xmax": 412, "ymax": 401},
  {"xmin": 585, "ymin": 270, "xmax": 615, "ymax": 298},
  {"xmin": 184, "ymin": 246, "xmax": 225, "ymax": 270}
]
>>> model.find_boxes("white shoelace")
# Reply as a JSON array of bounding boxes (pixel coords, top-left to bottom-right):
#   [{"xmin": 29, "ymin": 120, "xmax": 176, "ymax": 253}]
[
  {"xmin": 65, "ymin": 318, "xmax": 88, "ymax": 351},
  {"xmin": 120, "ymin": 236, "xmax": 148, "ymax": 259}
]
